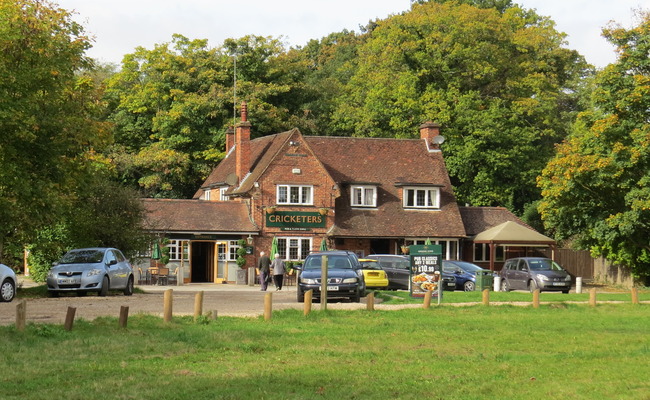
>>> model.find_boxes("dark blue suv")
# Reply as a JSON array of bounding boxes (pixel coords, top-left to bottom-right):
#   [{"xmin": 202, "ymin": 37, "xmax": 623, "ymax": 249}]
[{"xmin": 295, "ymin": 251, "xmax": 365, "ymax": 303}]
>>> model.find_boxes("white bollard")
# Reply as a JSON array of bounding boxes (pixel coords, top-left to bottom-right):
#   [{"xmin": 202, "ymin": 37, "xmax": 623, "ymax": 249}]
[
  {"xmin": 493, "ymin": 276, "xmax": 501, "ymax": 292},
  {"xmin": 576, "ymin": 277, "xmax": 582, "ymax": 294}
]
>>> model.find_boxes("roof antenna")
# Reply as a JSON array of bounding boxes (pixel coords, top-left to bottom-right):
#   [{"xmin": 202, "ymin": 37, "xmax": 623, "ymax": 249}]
[{"xmin": 232, "ymin": 51, "xmax": 237, "ymax": 127}]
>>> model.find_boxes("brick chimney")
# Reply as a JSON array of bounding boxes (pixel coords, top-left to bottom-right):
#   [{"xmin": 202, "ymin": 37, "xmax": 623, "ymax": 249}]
[
  {"xmin": 419, "ymin": 121, "xmax": 440, "ymax": 143},
  {"xmin": 235, "ymin": 102, "xmax": 252, "ymax": 182},
  {"xmin": 225, "ymin": 126, "xmax": 235, "ymax": 152}
]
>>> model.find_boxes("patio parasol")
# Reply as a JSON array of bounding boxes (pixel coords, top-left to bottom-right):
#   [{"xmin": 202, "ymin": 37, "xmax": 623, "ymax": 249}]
[
  {"xmin": 152, "ymin": 241, "xmax": 162, "ymax": 259},
  {"xmin": 270, "ymin": 236, "xmax": 279, "ymax": 259},
  {"xmin": 319, "ymin": 237, "xmax": 328, "ymax": 251}
]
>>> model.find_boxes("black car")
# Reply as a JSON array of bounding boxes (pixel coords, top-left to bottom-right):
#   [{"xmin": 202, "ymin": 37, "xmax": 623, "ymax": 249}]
[
  {"xmin": 295, "ymin": 251, "xmax": 365, "ymax": 303},
  {"xmin": 367, "ymin": 254, "xmax": 456, "ymax": 291}
]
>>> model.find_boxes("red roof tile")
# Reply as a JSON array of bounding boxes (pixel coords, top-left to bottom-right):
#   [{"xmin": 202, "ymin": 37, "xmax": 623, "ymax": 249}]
[{"xmin": 143, "ymin": 199, "xmax": 257, "ymax": 233}]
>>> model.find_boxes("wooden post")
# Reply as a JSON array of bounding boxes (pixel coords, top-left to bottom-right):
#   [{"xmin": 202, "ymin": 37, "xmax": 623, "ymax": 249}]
[
  {"xmin": 423, "ymin": 289, "xmax": 432, "ymax": 309},
  {"xmin": 321, "ymin": 255, "xmax": 328, "ymax": 311},
  {"xmin": 631, "ymin": 287, "xmax": 639, "ymax": 305},
  {"xmin": 64, "ymin": 307, "xmax": 76, "ymax": 331},
  {"xmin": 482, "ymin": 289, "xmax": 490, "ymax": 306},
  {"xmin": 211, "ymin": 310, "xmax": 218, "ymax": 320},
  {"xmin": 163, "ymin": 289, "xmax": 173, "ymax": 322},
  {"xmin": 589, "ymin": 288, "xmax": 597, "ymax": 307},
  {"xmin": 304, "ymin": 289, "xmax": 313, "ymax": 316},
  {"xmin": 366, "ymin": 292, "xmax": 375, "ymax": 311},
  {"xmin": 264, "ymin": 292, "xmax": 272, "ymax": 321},
  {"xmin": 194, "ymin": 291, "xmax": 204, "ymax": 321},
  {"xmin": 16, "ymin": 300, "xmax": 26, "ymax": 332},
  {"xmin": 532, "ymin": 289, "xmax": 540, "ymax": 308},
  {"xmin": 119, "ymin": 306, "xmax": 129, "ymax": 328}
]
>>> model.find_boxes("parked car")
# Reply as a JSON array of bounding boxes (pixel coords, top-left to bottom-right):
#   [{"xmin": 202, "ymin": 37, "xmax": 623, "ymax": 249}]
[
  {"xmin": 0, "ymin": 264, "xmax": 17, "ymax": 302},
  {"xmin": 500, "ymin": 257, "xmax": 572, "ymax": 293},
  {"xmin": 442, "ymin": 260, "xmax": 490, "ymax": 292},
  {"xmin": 295, "ymin": 251, "xmax": 365, "ymax": 303},
  {"xmin": 367, "ymin": 254, "xmax": 456, "ymax": 291},
  {"xmin": 47, "ymin": 248, "xmax": 134, "ymax": 297},
  {"xmin": 358, "ymin": 259, "xmax": 389, "ymax": 289}
]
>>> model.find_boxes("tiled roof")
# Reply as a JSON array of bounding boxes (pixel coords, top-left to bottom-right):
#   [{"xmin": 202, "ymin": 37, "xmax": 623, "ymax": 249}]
[
  {"xmin": 458, "ymin": 206, "xmax": 531, "ymax": 237},
  {"xmin": 143, "ymin": 199, "xmax": 258, "ymax": 233}
]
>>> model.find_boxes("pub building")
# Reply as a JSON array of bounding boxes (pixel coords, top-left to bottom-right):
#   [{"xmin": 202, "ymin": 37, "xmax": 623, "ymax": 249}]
[{"xmin": 141, "ymin": 102, "xmax": 537, "ymax": 285}]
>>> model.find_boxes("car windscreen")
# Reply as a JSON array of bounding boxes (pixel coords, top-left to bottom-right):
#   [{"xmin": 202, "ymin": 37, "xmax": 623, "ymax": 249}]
[
  {"xmin": 528, "ymin": 259, "xmax": 564, "ymax": 271},
  {"xmin": 454, "ymin": 262, "xmax": 484, "ymax": 272},
  {"xmin": 303, "ymin": 255, "xmax": 353, "ymax": 270},
  {"xmin": 60, "ymin": 250, "xmax": 105, "ymax": 264}
]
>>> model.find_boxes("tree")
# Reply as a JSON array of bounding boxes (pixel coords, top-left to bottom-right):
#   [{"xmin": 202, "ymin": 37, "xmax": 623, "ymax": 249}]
[
  {"xmin": 329, "ymin": 1, "xmax": 589, "ymax": 211},
  {"xmin": 537, "ymin": 12, "xmax": 650, "ymax": 279},
  {"xmin": 0, "ymin": 0, "xmax": 108, "ymax": 261}
]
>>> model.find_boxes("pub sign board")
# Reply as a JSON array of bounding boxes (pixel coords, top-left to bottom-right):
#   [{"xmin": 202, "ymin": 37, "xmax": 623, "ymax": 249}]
[
  {"xmin": 409, "ymin": 244, "xmax": 443, "ymax": 298},
  {"xmin": 266, "ymin": 211, "xmax": 326, "ymax": 229}
]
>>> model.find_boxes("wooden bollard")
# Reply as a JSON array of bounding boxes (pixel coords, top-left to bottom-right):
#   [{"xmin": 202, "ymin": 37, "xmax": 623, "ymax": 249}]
[
  {"xmin": 366, "ymin": 292, "xmax": 375, "ymax": 311},
  {"xmin": 264, "ymin": 292, "xmax": 272, "ymax": 321},
  {"xmin": 16, "ymin": 300, "xmax": 26, "ymax": 332},
  {"xmin": 532, "ymin": 289, "xmax": 540, "ymax": 308},
  {"xmin": 631, "ymin": 287, "xmax": 639, "ymax": 304},
  {"xmin": 211, "ymin": 310, "xmax": 218, "ymax": 320},
  {"xmin": 119, "ymin": 306, "xmax": 129, "ymax": 328},
  {"xmin": 482, "ymin": 289, "xmax": 490, "ymax": 306},
  {"xmin": 64, "ymin": 306, "xmax": 76, "ymax": 331},
  {"xmin": 589, "ymin": 288, "xmax": 597, "ymax": 307},
  {"xmin": 163, "ymin": 289, "xmax": 173, "ymax": 322},
  {"xmin": 423, "ymin": 289, "xmax": 432, "ymax": 309},
  {"xmin": 304, "ymin": 290, "xmax": 313, "ymax": 316},
  {"xmin": 194, "ymin": 291, "xmax": 204, "ymax": 321}
]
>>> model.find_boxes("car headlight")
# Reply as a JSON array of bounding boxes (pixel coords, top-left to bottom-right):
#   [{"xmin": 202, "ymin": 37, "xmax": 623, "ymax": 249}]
[
  {"xmin": 565, "ymin": 275, "xmax": 571, "ymax": 281},
  {"xmin": 342, "ymin": 277, "xmax": 357, "ymax": 284},
  {"xmin": 47, "ymin": 270, "xmax": 54, "ymax": 278},
  {"xmin": 301, "ymin": 278, "xmax": 318, "ymax": 284},
  {"xmin": 536, "ymin": 274, "xmax": 549, "ymax": 281},
  {"xmin": 87, "ymin": 268, "xmax": 103, "ymax": 277}
]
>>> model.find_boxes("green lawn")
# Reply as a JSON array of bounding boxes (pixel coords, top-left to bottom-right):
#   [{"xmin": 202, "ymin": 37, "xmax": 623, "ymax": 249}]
[{"xmin": 1, "ymin": 301, "xmax": 648, "ymax": 399}]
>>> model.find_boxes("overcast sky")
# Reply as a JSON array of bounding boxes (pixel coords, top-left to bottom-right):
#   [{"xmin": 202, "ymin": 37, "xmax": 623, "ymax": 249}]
[{"xmin": 55, "ymin": 0, "xmax": 649, "ymax": 69}]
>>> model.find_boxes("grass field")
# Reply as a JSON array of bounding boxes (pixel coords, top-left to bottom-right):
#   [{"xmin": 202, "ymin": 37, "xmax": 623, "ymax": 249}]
[{"xmin": 1, "ymin": 298, "xmax": 648, "ymax": 399}]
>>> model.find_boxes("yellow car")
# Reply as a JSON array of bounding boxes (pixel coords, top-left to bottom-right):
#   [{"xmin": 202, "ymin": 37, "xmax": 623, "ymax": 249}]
[{"xmin": 359, "ymin": 259, "xmax": 389, "ymax": 289}]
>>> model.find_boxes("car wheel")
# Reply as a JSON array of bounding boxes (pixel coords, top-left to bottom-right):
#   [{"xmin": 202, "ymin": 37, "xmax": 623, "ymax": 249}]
[
  {"xmin": 99, "ymin": 276, "xmax": 109, "ymax": 297},
  {"xmin": 1, "ymin": 279, "xmax": 16, "ymax": 302},
  {"xmin": 501, "ymin": 279, "xmax": 511, "ymax": 292},
  {"xmin": 463, "ymin": 281, "xmax": 475, "ymax": 292},
  {"xmin": 124, "ymin": 276, "xmax": 134, "ymax": 296},
  {"xmin": 351, "ymin": 289, "xmax": 361, "ymax": 303},
  {"xmin": 562, "ymin": 289, "xmax": 570, "ymax": 294},
  {"xmin": 528, "ymin": 280, "xmax": 539, "ymax": 293},
  {"xmin": 297, "ymin": 288, "xmax": 305, "ymax": 303}
]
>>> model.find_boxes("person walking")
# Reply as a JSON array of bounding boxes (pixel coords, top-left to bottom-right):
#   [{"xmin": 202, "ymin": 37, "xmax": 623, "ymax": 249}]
[
  {"xmin": 271, "ymin": 253, "xmax": 286, "ymax": 291},
  {"xmin": 257, "ymin": 251, "xmax": 271, "ymax": 291}
]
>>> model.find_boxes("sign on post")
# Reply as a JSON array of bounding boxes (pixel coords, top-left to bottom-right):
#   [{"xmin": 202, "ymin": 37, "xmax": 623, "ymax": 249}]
[{"xmin": 409, "ymin": 245, "xmax": 443, "ymax": 303}]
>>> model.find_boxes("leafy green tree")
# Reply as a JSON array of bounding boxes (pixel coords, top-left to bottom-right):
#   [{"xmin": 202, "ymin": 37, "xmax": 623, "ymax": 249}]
[
  {"xmin": 330, "ymin": 1, "xmax": 589, "ymax": 211},
  {"xmin": 0, "ymin": 0, "xmax": 109, "ymax": 262},
  {"xmin": 538, "ymin": 13, "xmax": 650, "ymax": 278}
]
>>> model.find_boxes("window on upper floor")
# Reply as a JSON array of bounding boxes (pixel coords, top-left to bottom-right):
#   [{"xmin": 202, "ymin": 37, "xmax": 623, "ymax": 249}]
[
  {"xmin": 403, "ymin": 187, "xmax": 440, "ymax": 209},
  {"xmin": 351, "ymin": 185, "xmax": 377, "ymax": 207},
  {"xmin": 277, "ymin": 185, "xmax": 313, "ymax": 205},
  {"xmin": 203, "ymin": 189, "xmax": 211, "ymax": 201},
  {"xmin": 219, "ymin": 187, "xmax": 229, "ymax": 201}
]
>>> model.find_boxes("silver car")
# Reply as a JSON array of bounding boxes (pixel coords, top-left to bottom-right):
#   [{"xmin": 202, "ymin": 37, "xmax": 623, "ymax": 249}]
[
  {"xmin": 47, "ymin": 248, "xmax": 134, "ymax": 296},
  {"xmin": 1, "ymin": 264, "xmax": 17, "ymax": 302},
  {"xmin": 500, "ymin": 257, "xmax": 572, "ymax": 293}
]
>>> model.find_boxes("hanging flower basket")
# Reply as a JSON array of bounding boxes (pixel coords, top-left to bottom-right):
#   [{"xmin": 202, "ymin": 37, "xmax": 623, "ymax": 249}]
[
  {"xmin": 265, "ymin": 206, "xmax": 277, "ymax": 214},
  {"xmin": 401, "ymin": 245, "xmax": 410, "ymax": 255},
  {"xmin": 319, "ymin": 208, "xmax": 329, "ymax": 216}
]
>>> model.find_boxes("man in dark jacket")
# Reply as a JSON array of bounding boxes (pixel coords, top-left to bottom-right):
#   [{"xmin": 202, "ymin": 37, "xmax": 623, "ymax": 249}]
[{"xmin": 257, "ymin": 251, "xmax": 271, "ymax": 291}]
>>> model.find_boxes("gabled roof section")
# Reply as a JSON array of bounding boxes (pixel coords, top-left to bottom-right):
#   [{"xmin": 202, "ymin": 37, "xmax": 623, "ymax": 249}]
[
  {"xmin": 143, "ymin": 199, "xmax": 257, "ymax": 233},
  {"xmin": 459, "ymin": 206, "xmax": 531, "ymax": 237}
]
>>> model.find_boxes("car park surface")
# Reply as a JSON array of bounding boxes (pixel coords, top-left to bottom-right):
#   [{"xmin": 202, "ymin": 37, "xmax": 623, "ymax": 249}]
[
  {"xmin": 295, "ymin": 251, "xmax": 365, "ymax": 302},
  {"xmin": 46, "ymin": 248, "xmax": 135, "ymax": 297},
  {"xmin": 500, "ymin": 257, "xmax": 572, "ymax": 293},
  {"xmin": 0, "ymin": 264, "xmax": 17, "ymax": 302},
  {"xmin": 368, "ymin": 254, "xmax": 456, "ymax": 291}
]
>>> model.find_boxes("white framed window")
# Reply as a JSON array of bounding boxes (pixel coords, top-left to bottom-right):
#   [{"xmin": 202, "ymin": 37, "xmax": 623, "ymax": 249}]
[
  {"xmin": 473, "ymin": 244, "xmax": 505, "ymax": 262},
  {"xmin": 277, "ymin": 185, "xmax": 313, "ymax": 205},
  {"xmin": 219, "ymin": 187, "xmax": 229, "ymax": 201},
  {"xmin": 167, "ymin": 240, "xmax": 189, "ymax": 261},
  {"xmin": 203, "ymin": 189, "xmax": 211, "ymax": 201},
  {"xmin": 228, "ymin": 240, "xmax": 239, "ymax": 261},
  {"xmin": 276, "ymin": 237, "xmax": 312, "ymax": 261},
  {"xmin": 351, "ymin": 185, "xmax": 377, "ymax": 207},
  {"xmin": 403, "ymin": 187, "xmax": 440, "ymax": 209}
]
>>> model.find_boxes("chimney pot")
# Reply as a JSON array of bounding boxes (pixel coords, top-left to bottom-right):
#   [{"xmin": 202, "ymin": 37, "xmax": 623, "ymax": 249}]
[{"xmin": 241, "ymin": 101, "xmax": 247, "ymax": 122}]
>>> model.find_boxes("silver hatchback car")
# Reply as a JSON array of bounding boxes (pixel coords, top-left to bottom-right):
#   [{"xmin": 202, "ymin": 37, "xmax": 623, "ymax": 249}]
[
  {"xmin": 0, "ymin": 264, "xmax": 17, "ymax": 302},
  {"xmin": 500, "ymin": 257, "xmax": 572, "ymax": 293},
  {"xmin": 47, "ymin": 248, "xmax": 134, "ymax": 296}
]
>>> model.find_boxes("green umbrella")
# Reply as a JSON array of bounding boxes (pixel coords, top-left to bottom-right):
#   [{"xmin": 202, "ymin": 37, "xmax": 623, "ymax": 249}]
[
  {"xmin": 319, "ymin": 238, "xmax": 328, "ymax": 251},
  {"xmin": 270, "ymin": 236, "xmax": 279, "ymax": 259},
  {"xmin": 152, "ymin": 242, "xmax": 162, "ymax": 260},
  {"xmin": 424, "ymin": 238, "xmax": 432, "ymax": 245}
]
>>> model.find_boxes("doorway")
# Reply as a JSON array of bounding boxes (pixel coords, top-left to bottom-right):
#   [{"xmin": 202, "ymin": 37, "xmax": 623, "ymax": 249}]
[{"xmin": 191, "ymin": 242, "xmax": 214, "ymax": 283}]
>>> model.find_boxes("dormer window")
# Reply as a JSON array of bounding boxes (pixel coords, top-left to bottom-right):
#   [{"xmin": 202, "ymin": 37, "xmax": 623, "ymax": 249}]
[
  {"xmin": 277, "ymin": 185, "xmax": 313, "ymax": 205},
  {"xmin": 219, "ymin": 187, "xmax": 229, "ymax": 201},
  {"xmin": 351, "ymin": 185, "xmax": 377, "ymax": 207},
  {"xmin": 403, "ymin": 186, "xmax": 440, "ymax": 209}
]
